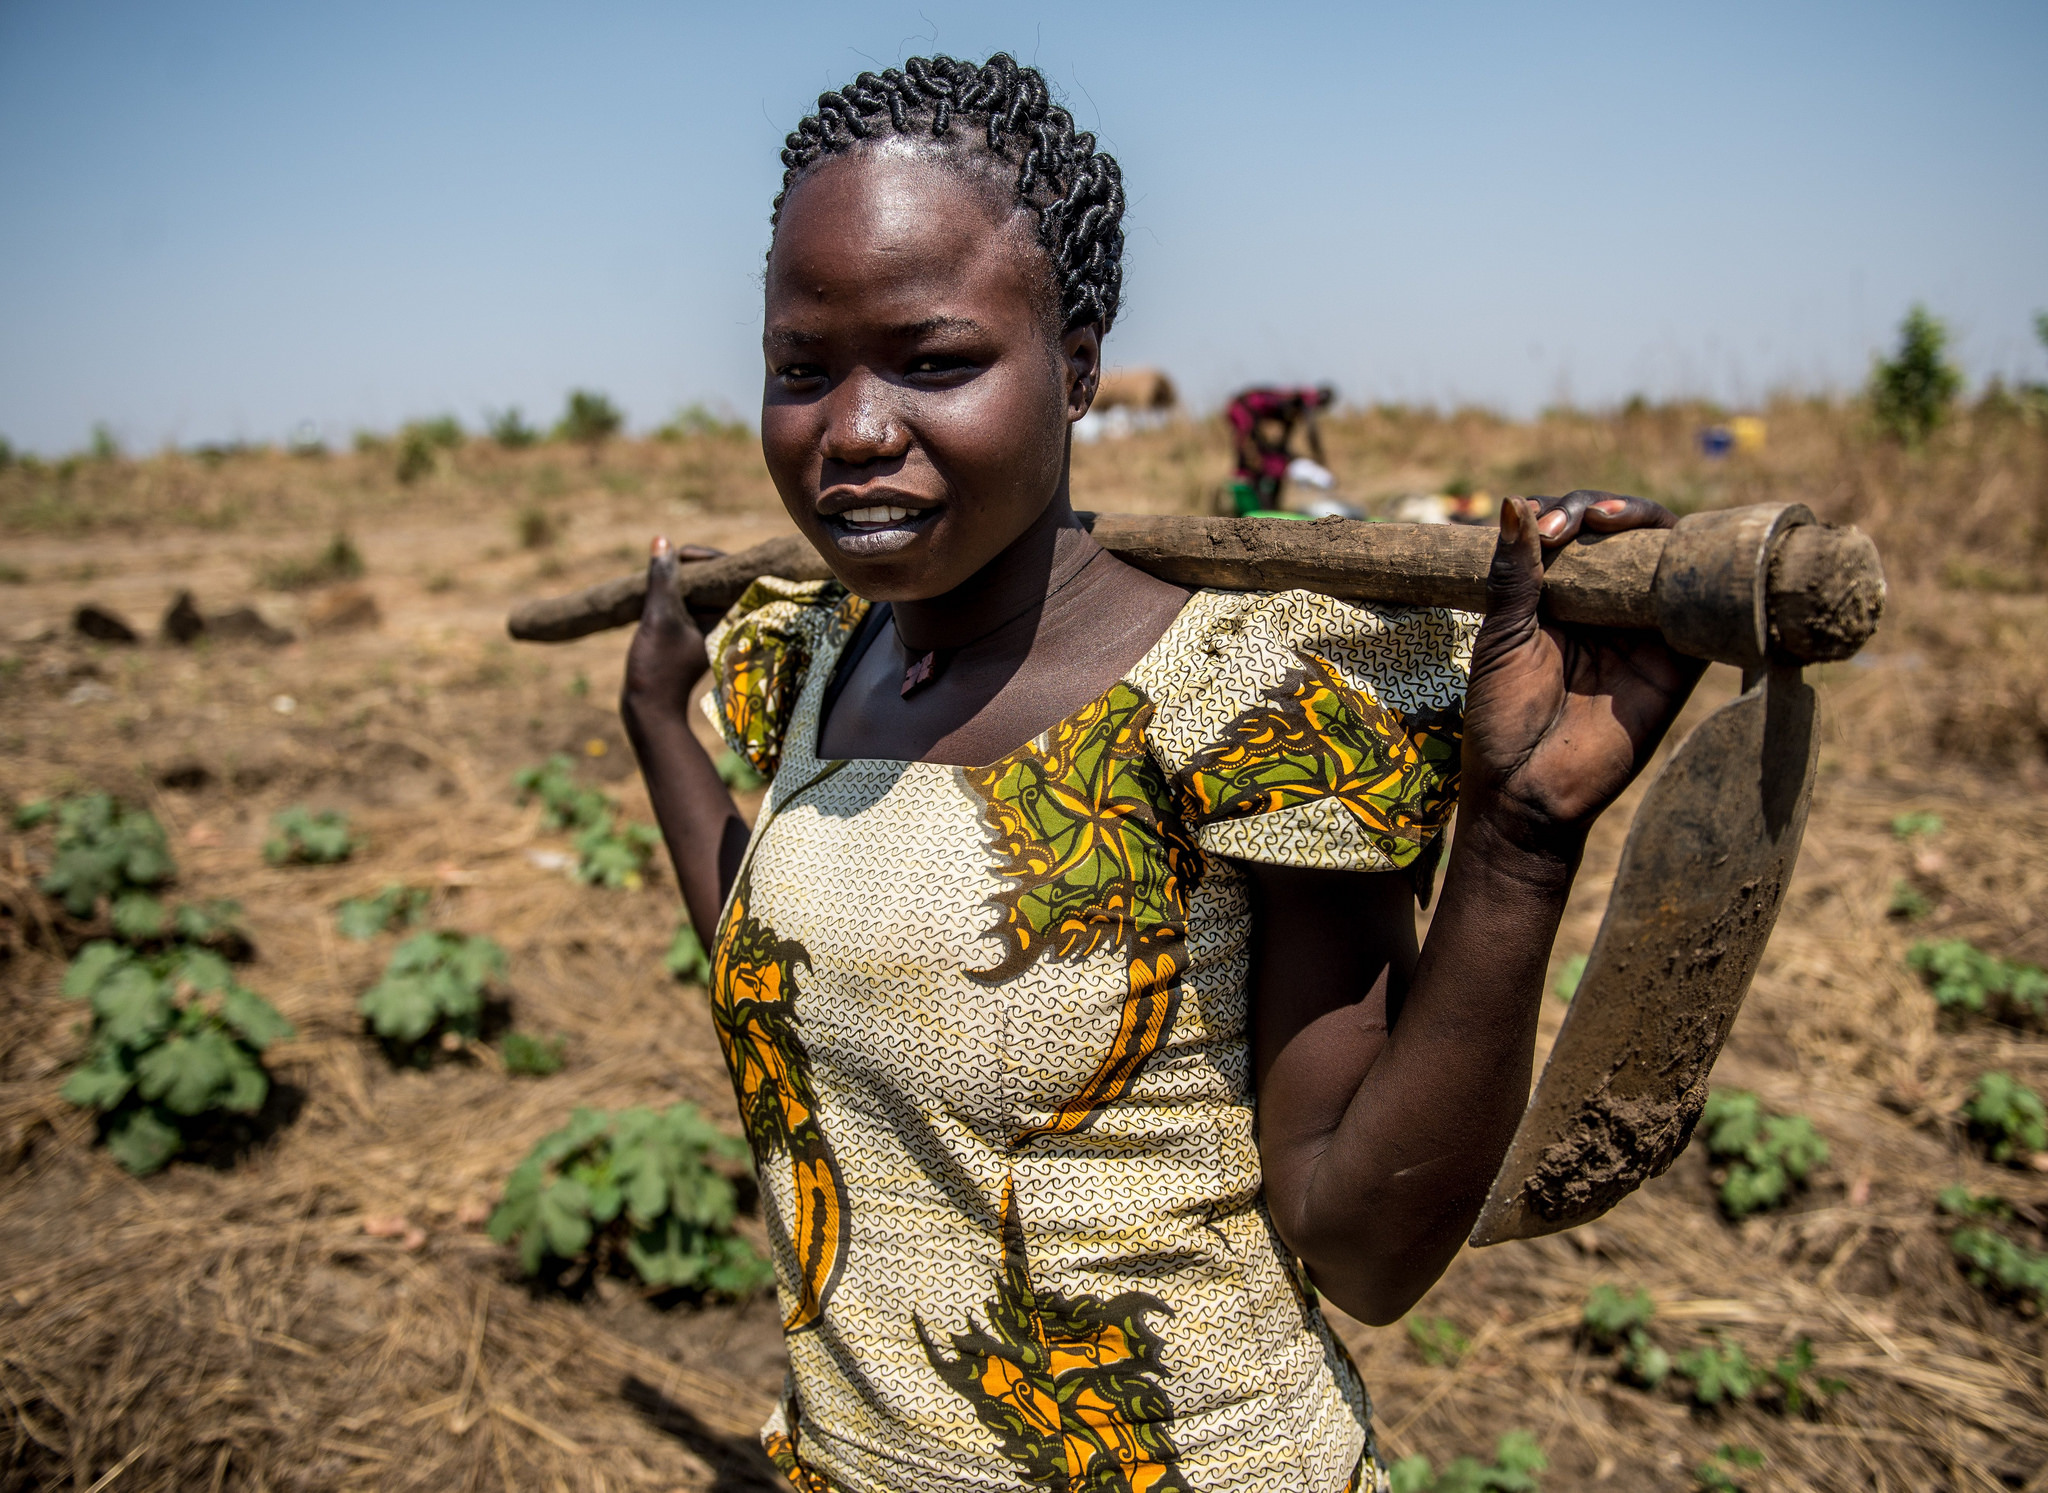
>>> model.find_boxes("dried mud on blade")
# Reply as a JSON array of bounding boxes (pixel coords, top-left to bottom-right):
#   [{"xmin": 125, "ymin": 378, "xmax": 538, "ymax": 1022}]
[{"xmin": 1470, "ymin": 663, "xmax": 1819, "ymax": 1246}]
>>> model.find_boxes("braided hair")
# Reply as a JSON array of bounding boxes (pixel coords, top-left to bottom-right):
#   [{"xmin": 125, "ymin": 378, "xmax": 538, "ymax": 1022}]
[{"xmin": 773, "ymin": 53, "xmax": 1125, "ymax": 334}]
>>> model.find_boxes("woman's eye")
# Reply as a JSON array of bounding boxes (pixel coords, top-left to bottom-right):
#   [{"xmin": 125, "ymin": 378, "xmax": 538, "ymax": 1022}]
[
  {"xmin": 777, "ymin": 364, "xmax": 825, "ymax": 385},
  {"xmin": 908, "ymin": 355, "xmax": 973, "ymax": 377}
]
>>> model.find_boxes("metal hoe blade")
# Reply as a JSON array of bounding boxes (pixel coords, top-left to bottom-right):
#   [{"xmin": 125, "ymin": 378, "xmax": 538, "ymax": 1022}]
[{"xmin": 1469, "ymin": 661, "xmax": 1818, "ymax": 1245}]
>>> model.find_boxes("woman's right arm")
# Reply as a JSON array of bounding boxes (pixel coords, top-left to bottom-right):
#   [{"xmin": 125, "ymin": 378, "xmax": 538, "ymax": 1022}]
[{"xmin": 619, "ymin": 537, "xmax": 751, "ymax": 936}]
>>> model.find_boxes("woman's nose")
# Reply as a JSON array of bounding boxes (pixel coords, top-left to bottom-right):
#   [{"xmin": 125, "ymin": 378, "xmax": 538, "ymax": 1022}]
[{"xmin": 821, "ymin": 371, "xmax": 908, "ymax": 466}]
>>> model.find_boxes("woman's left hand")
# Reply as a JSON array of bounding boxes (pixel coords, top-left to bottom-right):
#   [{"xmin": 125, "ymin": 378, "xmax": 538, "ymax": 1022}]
[{"xmin": 1460, "ymin": 489, "xmax": 1707, "ymax": 850}]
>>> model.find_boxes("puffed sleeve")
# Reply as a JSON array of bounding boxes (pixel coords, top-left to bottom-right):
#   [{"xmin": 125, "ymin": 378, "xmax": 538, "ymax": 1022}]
[
  {"xmin": 699, "ymin": 577, "xmax": 863, "ymax": 782},
  {"xmin": 1134, "ymin": 589, "xmax": 1477, "ymax": 875}
]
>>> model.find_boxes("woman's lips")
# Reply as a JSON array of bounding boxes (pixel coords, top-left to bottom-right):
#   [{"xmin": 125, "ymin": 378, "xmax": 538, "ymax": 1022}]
[{"xmin": 820, "ymin": 503, "xmax": 939, "ymax": 557}]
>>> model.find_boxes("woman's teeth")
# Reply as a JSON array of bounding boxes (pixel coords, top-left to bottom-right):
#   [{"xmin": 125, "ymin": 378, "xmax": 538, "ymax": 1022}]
[{"xmin": 841, "ymin": 505, "xmax": 915, "ymax": 527}]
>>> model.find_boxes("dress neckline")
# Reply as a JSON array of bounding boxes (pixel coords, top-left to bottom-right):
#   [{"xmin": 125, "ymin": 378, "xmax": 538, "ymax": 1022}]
[{"xmin": 802, "ymin": 588, "xmax": 1203, "ymax": 772}]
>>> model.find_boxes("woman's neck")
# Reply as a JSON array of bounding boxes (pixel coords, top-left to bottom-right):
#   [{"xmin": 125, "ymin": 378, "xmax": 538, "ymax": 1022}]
[{"xmin": 889, "ymin": 496, "xmax": 1099, "ymax": 655}]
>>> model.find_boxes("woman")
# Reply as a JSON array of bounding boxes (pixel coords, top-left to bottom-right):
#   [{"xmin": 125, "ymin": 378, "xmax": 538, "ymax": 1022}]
[{"xmin": 622, "ymin": 53, "xmax": 1698, "ymax": 1493}]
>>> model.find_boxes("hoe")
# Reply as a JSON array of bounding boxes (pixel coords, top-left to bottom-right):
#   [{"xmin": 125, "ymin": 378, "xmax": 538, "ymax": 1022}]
[{"xmin": 508, "ymin": 503, "xmax": 1884, "ymax": 1246}]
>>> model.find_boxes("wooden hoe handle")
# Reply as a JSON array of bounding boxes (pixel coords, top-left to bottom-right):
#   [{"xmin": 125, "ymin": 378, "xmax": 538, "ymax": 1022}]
[{"xmin": 506, "ymin": 503, "xmax": 1884, "ymax": 667}]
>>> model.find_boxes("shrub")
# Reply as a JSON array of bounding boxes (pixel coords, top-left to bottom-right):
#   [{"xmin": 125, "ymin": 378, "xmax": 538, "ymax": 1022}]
[
  {"xmin": 60, "ymin": 940, "xmax": 293, "ymax": 1174},
  {"xmin": 30, "ymin": 793, "xmax": 174, "ymax": 917},
  {"xmin": 488, "ymin": 1103, "xmax": 773, "ymax": 1293},
  {"xmin": 1868, "ymin": 305, "xmax": 1962, "ymax": 444},
  {"xmin": 264, "ymin": 807, "xmax": 356, "ymax": 865},
  {"xmin": 1581, "ymin": 1284, "xmax": 1669, "ymax": 1387},
  {"xmin": 514, "ymin": 756, "xmax": 658, "ymax": 890},
  {"xmin": 515, "ymin": 505, "xmax": 561, "ymax": 549},
  {"xmin": 1963, "ymin": 1072, "xmax": 2047, "ymax": 1164},
  {"xmin": 1697, "ymin": 1089, "xmax": 1830, "ymax": 1219},
  {"xmin": 336, "ymin": 883, "xmax": 429, "ymax": 940},
  {"xmin": 358, "ymin": 930, "xmax": 507, "ymax": 1051},
  {"xmin": 258, "ymin": 532, "xmax": 365, "ymax": 591},
  {"xmin": 555, "ymin": 389, "xmax": 622, "ymax": 452},
  {"xmin": 487, "ymin": 406, "xmax": 540, "ymax": 449},
  {"xmin": 502, "ymin": 1030, "xmax": 566, "ymax": 1076},
  {"xmin": 654, "ymin": 403, "xmax": 748, "ymax": 442},
  {"xmin": 1950, "ymin": 1227, "xmax": 2048, "ymax": 1313},
  {"xmin": 1388, "ymin": 1431, "xmax": 1545, "ymax": 1493},
  {"xmin": 665, "ymin": 920, "xmax": 711, "ymax": 985},
  {"xmin": 1907, "ymin": 939, "xmax": 2048, "ymax": 1022},
  {"xmin": 1406, "ymin": 1315, "xmax": 1467, "ymax": 1366}
]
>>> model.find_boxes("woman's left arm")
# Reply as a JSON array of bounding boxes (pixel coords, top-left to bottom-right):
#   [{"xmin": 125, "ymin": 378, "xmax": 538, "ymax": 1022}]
[{"xmin": 1251, "ymin": 491, "xmax": 1705, "ymax": 1326}]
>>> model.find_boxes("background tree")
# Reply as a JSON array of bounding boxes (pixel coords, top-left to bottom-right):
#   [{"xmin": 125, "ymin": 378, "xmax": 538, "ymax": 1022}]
[
  {"xmin": 555, "ymin": 389, "xmax": 623, "ymax": 461},
  {"xmin": 1869, "ymin": 305, "xmax": 1962, "ymax": 444}
]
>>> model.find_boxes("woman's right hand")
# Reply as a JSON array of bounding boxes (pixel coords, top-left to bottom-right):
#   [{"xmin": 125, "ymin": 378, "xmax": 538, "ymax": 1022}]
[{"xmin": 621, "ymin": 537, "xmax": 722, "ymax": 727}]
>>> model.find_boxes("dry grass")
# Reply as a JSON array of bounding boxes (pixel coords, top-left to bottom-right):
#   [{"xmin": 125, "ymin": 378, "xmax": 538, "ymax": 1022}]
[{"xmin": 4, "ymin": 404, "xmax": 2048, "ymax": 1491}]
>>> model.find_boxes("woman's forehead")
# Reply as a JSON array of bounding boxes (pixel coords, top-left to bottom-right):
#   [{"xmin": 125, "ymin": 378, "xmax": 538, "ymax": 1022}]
[{"xmin": 766, "ymin": 151, "xmax": 1050, "ymax": 325}]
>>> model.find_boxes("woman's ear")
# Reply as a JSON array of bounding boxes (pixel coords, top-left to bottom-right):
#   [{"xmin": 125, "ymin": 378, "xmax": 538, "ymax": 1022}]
[{"xmin": 1062, "ymin": 321, "xmax": 1103, "ymax": 421}]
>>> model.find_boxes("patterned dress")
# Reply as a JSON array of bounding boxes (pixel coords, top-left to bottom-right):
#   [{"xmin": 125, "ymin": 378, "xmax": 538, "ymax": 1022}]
[{"xmin": 699, "ymin": 577, "xmax": 1476, "ymax": 1493}]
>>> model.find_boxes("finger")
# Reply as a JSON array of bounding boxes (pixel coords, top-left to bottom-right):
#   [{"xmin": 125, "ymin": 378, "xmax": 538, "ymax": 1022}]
[
  {"xmin": 1577, "ymin": 492, "xmax": 1679, "ymax": 533},
  {"xmin": 672, "ymin": 544, "xmax": 724, "ymax": 561},
  {"xmin": 1529, "ymin": 489, "xmax": 1612, "ymax": 547},
  {"xmin": 641, "ymin": 536, "xmax": 682, "ymax": 627},
  {"xmin": 1481, "ymin": 495, "xmax": 1547, "ymax": 641}
]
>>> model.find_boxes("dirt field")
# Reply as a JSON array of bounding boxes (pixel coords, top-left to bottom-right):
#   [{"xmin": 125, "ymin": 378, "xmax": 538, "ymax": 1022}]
[{"xmin": 3, "ymin": 400, "xmax": 2046, "ymax": 1491}]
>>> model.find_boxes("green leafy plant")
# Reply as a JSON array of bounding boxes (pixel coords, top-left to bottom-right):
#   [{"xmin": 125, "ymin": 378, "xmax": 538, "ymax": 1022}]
[
  {"xmin": 1869, "ymin": 305, "xmax": 1962, "ymax": 444},
  {"xmin": 1697, "ymin": 1089, "xmax": 1830, "ymax": 1219},
  {"xmin": 1937, "ymin": 1184, "xmax": 2013, "ymax": 1220},
  {"xmin": 1963, "ymin": 1071, "xmax": 2047, "ymax": 1164},
  {"xmin": 357, "ymin": 930, "xmax": 507, "ymax": 1051},
  {"xmin": 1674, "ymin": 1336, "xmax": 1756, "ymax": 1406},
  {"xmin": 336, "ymin": 883, "xmax": 429, "ymax": 940},
  {"xmin": 514, "ymin": 756, "xmax": 658, "ymax": 889},
  {"xmin": 554, "ymin": 389, "xmax": 623, "ymax": 454},
  {"xmin": 1580, "ymin": 1283, "xmax": 1670, "ymax": 1388},
  {"xmin": 501, "ymin": 1030, "xmax": 566, "ymax": 1077},
  {"xmin": 258, "ymin": 532, "xmax": 364, "ymax": 591},
  {"xmin": 108, "ymin": 893, "xmax": 249, "ymax": 954},
  {"xmin": 1388, "ymin": 1430, "xmax": 1545, "ymax": 1493},
  {"xmin": 33, "ymin": 793, "xmax": 174, "ymax": 917},
  {"xmin": 486, "ymin": 406, "xmax": 540, "ymax": 449},
  {"xmin": 1907, "ymin": 939, "xmax": 2048, "ymax": 1022},
  {"xmin": 1887, "ymin": 880, "xmax": 1932, "ymax": 919},
  {"xmin": 1695, "ymin": 1445, "xmax": 1765, "ymax": 1492},
  {"xmin": 1406, "ymin": 1315, "xmax": 1468, "ymax": 1366},
  {"xmin": 1551, "ymin": 953, "xmax": 1586, "ymax": 1003},
  {"xmin": 665, "ymin": 920, "xmax": 711, "ymax": 985},
  {"xmin": 715, "ymin": 748, "xmax": 767, "ymax": 792},
  {"xmin": 1950, "ymin": 1226, "xmax": 2048, "ymax": 1313},
  {"xmin": 1766, "ymin": 1336, "xmax": 1843, "ymax": 1415},
  {"xmin": 60, "ymin": 940, "xmax": 293, "ymax": 1174},
  {"xmin": 264, "ymin": 807, "xmax": 356, "ymax": 865},
  {"xmin": 487, "ymin": 1103, "xmax": 773, "ymax": 1293},
  {"xmin": 1889, "ymin": 810, "xmax": 1944, "ymax": 840}
]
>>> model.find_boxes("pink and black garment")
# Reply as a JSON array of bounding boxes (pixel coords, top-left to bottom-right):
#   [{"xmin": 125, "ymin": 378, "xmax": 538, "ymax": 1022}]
[{"xmin": 1226, "ymin": 385, "xmax": 1333, "ymax": 507}]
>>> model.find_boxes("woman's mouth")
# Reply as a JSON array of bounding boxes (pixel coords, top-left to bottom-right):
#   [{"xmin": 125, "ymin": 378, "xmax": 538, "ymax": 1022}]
[{"xmin": 821, "ymin": 502, "xmax": 939, "ymax": 557}]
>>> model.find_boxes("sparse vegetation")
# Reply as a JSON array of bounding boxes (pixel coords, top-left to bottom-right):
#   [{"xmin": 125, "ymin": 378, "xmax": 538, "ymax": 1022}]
[
  {"xmin": 336, "ymin": 883, "xmax": 429, "ymax": 940},
  {"xmin": 514, "ymin": 755, "xmax": 659, "ymax": 889},
  {"xmin": 1407, "ymin": 1315, "xmax": 1468, "ymax": 1366},
  {"xmin": 60, "ymin": 940, "xmax": 293, "ymax": 1174},
  {"xmin": 258, "ymin": 531, "xmax": 365, "ymax": 590},
  {"xmin": 665, "ymin": 919, "xmax": 711, "ymax": 985},
  {"xmin": 264, "ymin": 807, "xmax": 356, "ymax": 865},
  {"xmin": 1890, "ymin": 811, "xmax": 1944, "ymax": 840},
  {"xmin": 24, "ymin": 792, "xmax": 174, "ymax": 917},
  {"xmin": 1389, "ymin": 1430, "xmax": 1545, "ymax": 1493},
  {"xmin": 1697, "ymin": 1089, "xmax": 1830, "ymax": 1219},
  {"xmin": 715, "ymin": 747, "xmax": 767, "ymax": 792},
  {"xmin": 486, "ymin": 406, "xmax": 540, "ymax": 448},
  {"xmin": 1949, "ymin": 1227, "xmax": 2048, "ymax": 1314},
  {"xmin": 1694, "ymin": 1445, "xmax": 1765, "ymax": 1492},
  {"xmin": 1963, "ymin": 1071, "xmax": 2046, "ymax": 1164},
  {"xmin": 1581, "ymin": 1283, "xmax": 1670, "ymax": 1388},
  {"xmin": 357, "ymin": 930, "xmax": 507, "ymax": 1053},
  {"xmin": 501, "ymin": 1030, "xmax": 566, "ymax": 1076},
  {"xmin": 1908, "ymin": 938, "xmax": 2048, "ymax": 1022},
  {"xmin": 515, "ymin": 504, "xmax": 562, "ymax": 549},
  {"xmin": 1551, "ymin": 952, "xmax": 1586, "ymax": 1003},
  {"xmin": 487, "ymin": 1103, "xmax": 773, "ymax": 1293}
]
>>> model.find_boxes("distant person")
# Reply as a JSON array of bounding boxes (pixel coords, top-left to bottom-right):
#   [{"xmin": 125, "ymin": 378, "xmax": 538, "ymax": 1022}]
[{"xmin": 1226, "ymin": 383, "xmax": 1336, "ymax": 513}]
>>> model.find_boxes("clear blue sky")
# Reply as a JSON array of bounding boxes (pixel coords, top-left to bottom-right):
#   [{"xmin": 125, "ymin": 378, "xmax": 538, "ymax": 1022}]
[{"xmin": 2, "ymin": 1, "xmax": 2043, "ymax": 454}]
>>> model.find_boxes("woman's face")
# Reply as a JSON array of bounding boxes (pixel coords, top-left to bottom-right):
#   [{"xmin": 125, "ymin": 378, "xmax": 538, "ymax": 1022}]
[{"xmin": 761, "ymin": 142, "xmax": 1099, "ymax": 602}]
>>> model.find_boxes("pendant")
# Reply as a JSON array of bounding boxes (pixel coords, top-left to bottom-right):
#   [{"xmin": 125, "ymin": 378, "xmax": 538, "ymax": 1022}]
[{"xmin": 901, "ymin": 649, "xmax": 940, "ymax": 697}]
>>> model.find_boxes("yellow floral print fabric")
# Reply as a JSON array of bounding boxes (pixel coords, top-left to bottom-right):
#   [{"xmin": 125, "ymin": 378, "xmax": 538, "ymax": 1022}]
[{"xmin": 701, "ymin": 582, "xmax": 1471, "ymax": 1493}]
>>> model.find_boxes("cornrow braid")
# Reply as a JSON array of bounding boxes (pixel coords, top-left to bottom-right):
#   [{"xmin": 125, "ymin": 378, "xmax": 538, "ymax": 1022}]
[{"xmin": 773, "ymin": 53, "xmax": 1125, "ymax": 334}]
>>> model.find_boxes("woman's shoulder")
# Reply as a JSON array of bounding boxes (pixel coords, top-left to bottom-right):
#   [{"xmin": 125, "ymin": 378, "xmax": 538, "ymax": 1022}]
[
  {"xmin": 702, "ymin": 576, "xmax": 870, "ymax": 781},
  {"xmin": 1132, "ymin": 587, "xmax": 1478, "ymax": 875}
]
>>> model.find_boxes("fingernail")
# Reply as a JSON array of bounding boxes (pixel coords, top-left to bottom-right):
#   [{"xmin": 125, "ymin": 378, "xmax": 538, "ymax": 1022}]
[
  {"xmin": 651, "ymin": 535, "xmax": 671, "ymax": 559},
  {"xmin": 1538, "ymin": 512, "xmax": 1567, "ymax": 538},
  {"xmin": 1593, "ymin": 499, "xmax": 1626, "ymax": 514},
  {"xmin": 1501, "ymin": 497, "xmax": 1522, "ymax": 540}
]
